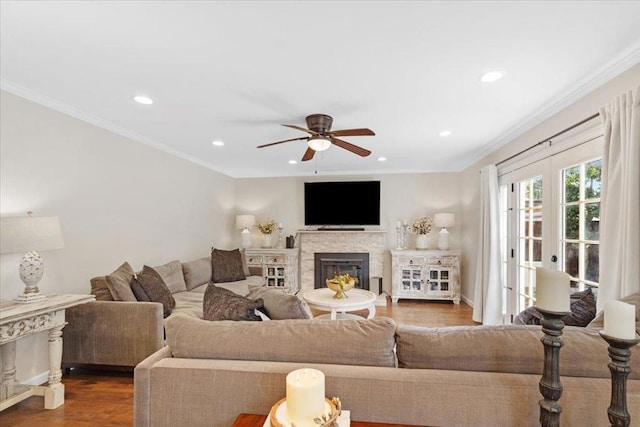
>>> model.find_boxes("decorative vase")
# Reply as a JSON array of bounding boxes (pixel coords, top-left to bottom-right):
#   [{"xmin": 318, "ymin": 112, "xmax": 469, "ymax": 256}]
[
  {"xmin": 261, "ymin": 234, "xmax": 273, "ymax": 248},
  {"xmin": 416, "ymin": 234, "xmax": 428, "ymax": 250}
]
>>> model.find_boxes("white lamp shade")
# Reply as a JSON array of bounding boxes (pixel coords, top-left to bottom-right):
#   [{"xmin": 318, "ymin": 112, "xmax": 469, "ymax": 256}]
[
  {"xmin": 235, "ymin": 214, "xmax": 256, "ymax": 230},
  {"xmin": 434, "ymin": 213, "xmax": 455, "ymax": 228},
  {"xmin": 1, "ymin": 216, "xmax": 64, "ymax": 254},
  {"xmin": 307, "ymin": 136, "xmax": 331, "ymax": 152}
]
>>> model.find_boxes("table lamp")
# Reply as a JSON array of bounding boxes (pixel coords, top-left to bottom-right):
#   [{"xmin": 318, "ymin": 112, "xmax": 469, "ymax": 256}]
[
  {"xmin": 434, "ymin": 213, "xmax": 455, "ymax": 250},
  {"xmin": 235, "ymin": 214, "xmax": 255, "ymax": 248},
  {"xmin": 0, "ymin": 212, "xmax": 65, "ymax": 303}
]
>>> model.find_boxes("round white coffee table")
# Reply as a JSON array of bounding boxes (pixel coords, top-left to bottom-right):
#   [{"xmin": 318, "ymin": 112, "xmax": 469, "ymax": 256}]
[{"xmin": 303, "ymin": 288, "xmax": 377, "ymax": 320}]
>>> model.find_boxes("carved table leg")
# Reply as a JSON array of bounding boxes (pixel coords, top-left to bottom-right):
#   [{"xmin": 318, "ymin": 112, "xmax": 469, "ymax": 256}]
[
  {"xmin": 0, "ymin": 341, "xmax": 17, "ymax": 401},
  {"xmin": 537, "ymin": 309, "xmax": 570, "ymax": 427},
  {"xmin": 599, "ymin": 332, "xmax": 640, "ymax": 427},
  {"xmin": 44, "ymin": 325, "xmax": 65, "ymax": 409}
]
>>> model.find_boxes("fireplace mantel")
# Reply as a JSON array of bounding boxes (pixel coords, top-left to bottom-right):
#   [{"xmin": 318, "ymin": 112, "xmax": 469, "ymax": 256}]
[{"xmin": 296, "ymin": 230, "xmax": 387, "ymax": 293}]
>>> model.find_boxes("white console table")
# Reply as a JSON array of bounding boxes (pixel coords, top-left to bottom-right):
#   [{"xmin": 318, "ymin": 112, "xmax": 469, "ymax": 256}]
[{"xmin": 0, "ymin": 294, "xmax": 94, "ymax": 411}]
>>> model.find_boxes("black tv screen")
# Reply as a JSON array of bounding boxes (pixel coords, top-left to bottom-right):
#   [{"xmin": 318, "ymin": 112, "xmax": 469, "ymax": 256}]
[{"xmin": 304, "ymin": 181, "xmax": 380, "ymax": 226}]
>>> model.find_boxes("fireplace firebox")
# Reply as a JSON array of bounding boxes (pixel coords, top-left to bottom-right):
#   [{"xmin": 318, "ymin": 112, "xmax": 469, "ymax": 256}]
[{"xmin": 314, "ymin": 253, "xmax": 369, "ymax": 290}]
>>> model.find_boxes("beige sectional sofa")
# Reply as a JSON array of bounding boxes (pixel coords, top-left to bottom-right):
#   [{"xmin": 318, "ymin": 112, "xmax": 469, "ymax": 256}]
[
  {"xmin": 135, "ymin": 312, "xmax": 640, "ymax": 426},
  {"xmin": 64, "ymin": 254, "xmax": 640, "ymax": 426}
]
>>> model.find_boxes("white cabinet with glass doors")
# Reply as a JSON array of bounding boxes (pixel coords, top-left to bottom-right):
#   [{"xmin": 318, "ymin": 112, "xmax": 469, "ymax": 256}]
[{"xmin": 391, "ymin": 250, "xmax": 461, "ymax": 304}]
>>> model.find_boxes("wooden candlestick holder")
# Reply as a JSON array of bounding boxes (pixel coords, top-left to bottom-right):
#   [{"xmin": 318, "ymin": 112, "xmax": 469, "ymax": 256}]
[
  {"xmin": 537, "ymin": 308, "xmax": 571, "ymax": 427},
  {"xmin": 599, "ymin": 331, "xmax": 640, "ymax": 427}
]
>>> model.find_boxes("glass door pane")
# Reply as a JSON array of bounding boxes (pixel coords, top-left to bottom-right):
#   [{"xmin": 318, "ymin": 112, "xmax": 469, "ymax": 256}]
[
  {"xmin": 517, "ymin": 176, "xmax": 543, "ymax": 312},
  {"xmin": 559, "ymin": 158, "xmax": 602, "ymax": 292}
]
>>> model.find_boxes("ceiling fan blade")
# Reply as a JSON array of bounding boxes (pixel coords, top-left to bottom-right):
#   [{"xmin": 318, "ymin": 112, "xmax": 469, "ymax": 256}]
[
  {"xmin": 330, "ymin": 137, "xmax": 371, "ymax": 157},
  {"xmin": 281, "ymin": 124, "xmax": 319, "ymax": 135},
  {"xmin": 301, "ymin": 147, "xmax": 316, "ymax": 162},
  {"xmin": 330, "ymin": 128, "xmax": 375, "ymax": 137},
  {"xmin": 257, "ymin": 136, "xmax": 308, "ymax": 149}
]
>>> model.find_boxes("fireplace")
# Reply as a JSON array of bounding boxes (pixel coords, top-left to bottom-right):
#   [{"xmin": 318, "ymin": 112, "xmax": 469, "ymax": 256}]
[{"xmin": 314, "ymin": 253, "xmax": 369, "ymax": 290}]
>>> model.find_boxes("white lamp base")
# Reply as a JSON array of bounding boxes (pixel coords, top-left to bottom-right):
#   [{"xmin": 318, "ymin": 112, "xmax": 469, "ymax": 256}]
[
  {"xmin": 15, "ymin": 251, "xmax": 47, "ymax": 303},
  {"xmin": 437, "ymin": 228, "xmax": 450, "ymax": 251},
  {"xmin": 240, "ymin": 229, "xmax": 252, "ymax": 249}
]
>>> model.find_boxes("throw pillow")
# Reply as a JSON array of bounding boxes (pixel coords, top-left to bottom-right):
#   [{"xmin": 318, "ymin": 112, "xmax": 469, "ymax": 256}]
[
  {"xmin": 239, "ymin": 248, "xmax": 251, "ymax": 277},
  {"xmin": 132, "ymin": 265, "xmax": 176, "ymax": 318},
  {"xmin": 202, "ymin": 283, "xmax": 263, "ymax": 321},
  {"xmin": 105, "ymin": 262, "xmax": 137, "ymax": 301},
  {"xmin": 152, "ymin": 260, "xmax": 187, "ymax": 294},
  {"xmin": 90, "ymin": 276, "xmax": 114, "ymax": 301},
  {"xmin": 513, "ymin": 288, "xmax": 596, "ymax": 327},
  {"xmin": 182, "ymin": 257, "xmax": 213, "ymax": 291},
  {"xmin": 248, "ymin": 287, "xmax": 312, "ymax": 320},
  {"xmin": 211, "ymin": 248, "xmax": 246, "ymax": 283},
  {"xmin": 563, "ymin": 288, "xmax": 597, "ymax": 327}
]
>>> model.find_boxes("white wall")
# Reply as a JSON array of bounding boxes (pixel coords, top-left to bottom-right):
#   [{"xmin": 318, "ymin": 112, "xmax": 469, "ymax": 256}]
[
  {"xmin": 460, "ymin": 63, "xmax": 640, "ymax": 303},
  {"xmin": 0, "ymin": 91, "xmax": 236, "ymax": 382},
  {"xmin": 234, "ymin": 173, "xmax": 463, "ymax": 293}
]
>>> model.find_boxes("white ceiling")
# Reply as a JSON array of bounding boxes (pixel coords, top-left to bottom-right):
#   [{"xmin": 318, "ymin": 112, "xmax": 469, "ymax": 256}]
[{"xmin": 2, "ymin": 1, "xmax": 640, "ymax": 178}]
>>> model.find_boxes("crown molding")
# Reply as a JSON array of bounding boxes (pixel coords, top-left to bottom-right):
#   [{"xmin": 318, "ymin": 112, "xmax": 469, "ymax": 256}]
[
  {"xmin": 465, "ymin": 42, "xmax": 640, "ymax": 169},
  {"xmin": 0, "ymin": 79, "xmax": 224, "ymax": 176}
]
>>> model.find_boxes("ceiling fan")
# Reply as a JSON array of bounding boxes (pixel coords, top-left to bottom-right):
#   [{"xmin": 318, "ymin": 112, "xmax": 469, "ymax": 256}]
[{"xmin": 257, "ymin": 114, "xmax": 375, "ymax": 161}]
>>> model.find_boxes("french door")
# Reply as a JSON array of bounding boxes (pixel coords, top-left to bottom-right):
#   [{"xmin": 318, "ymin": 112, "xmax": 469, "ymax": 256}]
[{"xmin": 500, "ymin": 136, "xmax": 602, "ymax": 322}]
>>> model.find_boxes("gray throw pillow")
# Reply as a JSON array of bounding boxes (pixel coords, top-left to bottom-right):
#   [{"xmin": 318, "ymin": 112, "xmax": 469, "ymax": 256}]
[
  {"xmin": 514, "ymin": 288, "xmax": 596, "ymax": 327},
  {"xmin": 248, "ymin": 287, "xmax": 312, "ymax": 320},
  {"xmin": 90, "ymin": 276, "xmax": 114, "ymax": 301},
  {"xmin": 211, "ymin": 248, "xmax": 246, "ymax": 283},
  {"xmin": 203, "ymin": 283, "xmax": 263, "ymax": 321},
  {"xmin": 105, "ymin": 262, "xmax": 137, "ymax": 301},
  {"xmin": 132, "ymin": 265, "xmax": 176, "ymax": 318}
]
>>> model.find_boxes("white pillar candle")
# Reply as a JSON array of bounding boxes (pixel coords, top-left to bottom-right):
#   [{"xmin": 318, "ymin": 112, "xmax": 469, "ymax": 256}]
[
  {"xmin": 535, "ymin": 267, "xmax": 570, "ymax": 312},
  {"xmin": 396, "ymin": 220, "xmax": 402, "ymax": 229},
  {"xmin": 604, "ymin": 301, "xmax": 637, "ymax": 340},
  {"xmin": 286, "ymin": 368, "xmax": 325, "ymax": 426}
]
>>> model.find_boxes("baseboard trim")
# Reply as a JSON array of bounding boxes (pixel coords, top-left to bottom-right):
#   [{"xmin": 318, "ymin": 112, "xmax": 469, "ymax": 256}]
[
  {"xmin": 23, "ymin": 370, "xmax": 49, "ymax": 386},
  {"xmin": 460, "ymin": 294, "xmax": 473, "ymax": 307}
]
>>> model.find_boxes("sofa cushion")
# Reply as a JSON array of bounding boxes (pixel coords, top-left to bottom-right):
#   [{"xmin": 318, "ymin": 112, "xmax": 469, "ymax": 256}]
[
  {"xmin": 132, "ymin": 265, "xmax": 176, "ymax": 318},
  {"xmin": 182, "ymin": 257, "xmax": 212, "ymax": 291},
  {"xmin": 105, "ymin": 262, "xmax": 137, "ymax": 301},
  {"xmin": 153, "ymin": 260, "xmax": 187, "ymax": 294},
  {"xmin": 239, "ymin": 248, "xmax": 251, "ymax": 277},
  {"xmin": 165, "ymin": 314, "xmax": 397, "ymax": 367},
  {"xmin": 395, "ymin": 324, "xmax": 639, "ymax": 379},
  {"xmin": 248, "ymin": 287, "xmax": 312, "ymax": 320},
  {"xmin": 211, "ymin": 248, "xmax": 246, "ymax": 283},
  {"xmin": 514, "ymin": 288, "xmax": 596, "ymax": 327},
  {"xmin": 90, "ymin": 276, "xmax": 114, "ymax": 301},
  {"xmin": 202, "ymin": 283, "xmax": 263, "ymax": 321}
]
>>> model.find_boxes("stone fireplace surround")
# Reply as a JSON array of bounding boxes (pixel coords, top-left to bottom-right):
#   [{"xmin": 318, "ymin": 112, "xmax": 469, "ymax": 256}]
[{"xmin": 297, "ymin": 230, "xmax": 386, "ymax": 294}]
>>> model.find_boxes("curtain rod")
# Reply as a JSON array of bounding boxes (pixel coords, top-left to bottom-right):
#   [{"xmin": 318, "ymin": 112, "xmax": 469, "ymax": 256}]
[{"xmin": 495, "ymin": 112, "xmax": 600, "ymax": 167}]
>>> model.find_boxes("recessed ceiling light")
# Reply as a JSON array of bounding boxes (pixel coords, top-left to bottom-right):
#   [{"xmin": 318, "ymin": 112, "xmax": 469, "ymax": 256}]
[
  {"xmin": 288, "ymin": 160, "xmax": 297, "ymax": 165},
  {"xmin": 211, "ymin": 140, "xmax": 224, "ymax": 146},
  {"xmin": 134, "ymin": 95, "xmax": 153, "ymax": 105},
  {"xmin": 377, "ymin": 157, "xmax": 387, "ymax": 162},
  {"xmin": 480, "ymin": 71, "xmax": 504, "ymax": 83},
  {"xmin": 439, "ymin": 130, "xmax": 452, "ymax": 137}
]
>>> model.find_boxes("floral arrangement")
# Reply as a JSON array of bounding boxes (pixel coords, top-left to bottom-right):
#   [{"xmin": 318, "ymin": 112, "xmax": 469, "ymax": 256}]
[
  {"xmin": 410, "ymin": 216, "xmax": 433, "ymax": 235},
  {"xmin": 257, "ymin": 219, "xmax": 277, "ymax": 234}
]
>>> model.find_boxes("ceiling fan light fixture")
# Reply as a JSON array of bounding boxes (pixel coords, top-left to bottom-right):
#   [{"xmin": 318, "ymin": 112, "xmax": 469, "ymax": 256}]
[{"xmin": 307, "ymin": 136, "xmax": 331, "ymax": 152}]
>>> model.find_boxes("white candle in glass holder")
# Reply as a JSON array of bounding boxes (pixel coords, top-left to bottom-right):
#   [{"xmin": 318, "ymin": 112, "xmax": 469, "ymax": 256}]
[
  {"xmin": 535, "ymin": 267, "xmax": 570, "ymax": 312},
  {"xmin": 286, "ymin": 368, "xmax": 325, "ymax": 426},
  {"xmin": 604, "ymin": 301, "xmax": 637, "ymax": 340}
]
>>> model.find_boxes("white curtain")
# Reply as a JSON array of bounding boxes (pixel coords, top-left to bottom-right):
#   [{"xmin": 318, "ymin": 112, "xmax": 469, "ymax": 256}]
[
  {"xmin": 473, "ymin": 164, "xmax": 503, "ymax": 324},
  {"xmin": 597, "ymin": 86, "xmax": 640, "ymax": 312}
]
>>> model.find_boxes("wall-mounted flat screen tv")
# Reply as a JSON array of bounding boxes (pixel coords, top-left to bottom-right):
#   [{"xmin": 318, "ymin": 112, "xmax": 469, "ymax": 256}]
[{"xmin": 304, "ymin": 181, "xmax": 381, "ymax": 226}]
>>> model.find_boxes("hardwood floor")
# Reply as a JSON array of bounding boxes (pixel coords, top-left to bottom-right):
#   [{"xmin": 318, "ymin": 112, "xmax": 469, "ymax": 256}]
[{"xmin": 0, "ymin": 298, "xmax": 476, "ymax": 426}]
